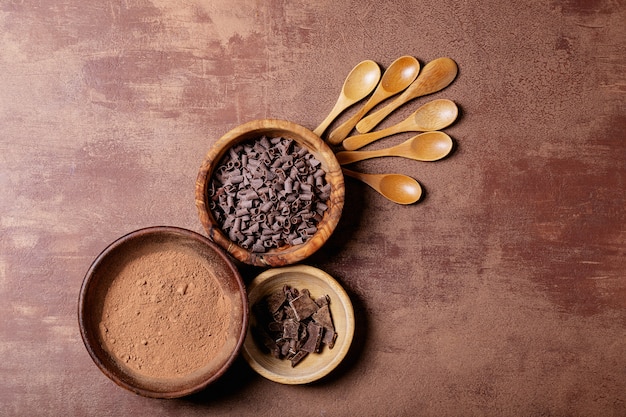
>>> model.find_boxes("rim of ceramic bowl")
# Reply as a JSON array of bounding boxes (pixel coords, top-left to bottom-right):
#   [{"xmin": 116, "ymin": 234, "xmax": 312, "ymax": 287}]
[{"xmin": 77, "ymin": 226, "xmax": 249, "ymax": 398}]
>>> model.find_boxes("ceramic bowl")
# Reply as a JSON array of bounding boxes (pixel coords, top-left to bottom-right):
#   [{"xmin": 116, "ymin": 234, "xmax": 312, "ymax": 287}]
[
  {"xmin": 78, "ymin": 226, "xmax": 248, "ymax": 398},
  {"xmin": 195, "ymin": 119, "xmax": 345, "ymax": 267},
  {"xmin": 242, "ymin": 265, "xmax": 355, "ymax": 384}
]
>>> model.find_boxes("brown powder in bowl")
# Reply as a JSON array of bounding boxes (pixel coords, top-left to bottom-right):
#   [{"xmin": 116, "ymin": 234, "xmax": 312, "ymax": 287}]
[{"xmin": 96, "ymin": 243, "xmax": 232, "ymax": 379}]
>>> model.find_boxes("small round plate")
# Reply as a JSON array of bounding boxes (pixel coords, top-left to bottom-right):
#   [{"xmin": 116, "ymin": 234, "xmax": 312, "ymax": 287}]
[{"xmin": 242, "ymin": 265, "xmax": 355, "ymax": 384}]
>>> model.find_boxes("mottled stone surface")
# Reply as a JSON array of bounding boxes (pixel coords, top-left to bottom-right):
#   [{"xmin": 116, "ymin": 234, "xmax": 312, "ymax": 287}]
[{"xmin": 1, "ymin": 0, "xmax": 625, "ymax": 415}]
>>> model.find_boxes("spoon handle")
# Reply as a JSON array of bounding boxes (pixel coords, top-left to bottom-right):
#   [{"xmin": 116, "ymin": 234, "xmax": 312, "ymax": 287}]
[
  {"xmin": 354, "ymin": 94, "xmax": 406, "ymax": 135},
  {"xmin": 326, "ymin": 91, "xmax": 384, "ymax": 145},
  {"xmin": 341, "ymin": 124, "xmax": 405, "ymax": 151},
  {"xmin": 314, "ymin": 95, "xmax": 352, "ymax": 137},
  {"xmin": 356, "ymin": 57, "xmax": 458, "ymax": 133},
  {"xmin": 342, "ymin": 115, "xmax": 418, "ymax": 151},
  {"xmin": 335, "ymin": 148, "xmax": 390, "ymax": 165},
  {"xmin": 341, "ymin": 168, "xmax": 381, "ymax": 188}
]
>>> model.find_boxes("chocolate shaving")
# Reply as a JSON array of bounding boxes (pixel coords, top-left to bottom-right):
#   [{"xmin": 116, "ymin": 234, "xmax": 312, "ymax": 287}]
[{"xmin": 208, "ymin": 136, "xmax": 330, "ymax": 252}]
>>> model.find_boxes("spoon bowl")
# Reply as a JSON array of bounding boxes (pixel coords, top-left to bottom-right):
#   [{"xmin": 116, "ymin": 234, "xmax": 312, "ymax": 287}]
[
  {"xmin": 336, "ymin": 131, "xmax": 453, "ymax": 164},
  {"xmin": 326, "ymin": 56, "xmax": 420, "ymax": 145},
  {"xmin": 342, "ymin": 168, "xmax": 422, "ymax": 205},
  {"xmin": 342, "ymin": 99, "xmax": 458, "ymax": 151},
  {"xmin": 356, "ymin": 57, "xmax": 458, "ymax": 133},
  {"xmin": 314, "ymin": 60, "xmax": 381, "ymax": 137}
]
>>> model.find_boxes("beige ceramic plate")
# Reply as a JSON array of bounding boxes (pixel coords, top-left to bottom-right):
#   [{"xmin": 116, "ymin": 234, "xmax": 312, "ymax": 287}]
[{"xmin": 242, "ymin": 265, "xmax": 355, "ymax": 384}]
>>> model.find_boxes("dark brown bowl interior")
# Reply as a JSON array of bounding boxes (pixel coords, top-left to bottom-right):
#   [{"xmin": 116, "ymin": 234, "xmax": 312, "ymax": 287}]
[
  {"xmin": 195, "ymin": 119, "xmax": 345, "ymax": 267},
  {"xmin": 78, "ymin": 226, "xmax": 248, "ymax": 398}
]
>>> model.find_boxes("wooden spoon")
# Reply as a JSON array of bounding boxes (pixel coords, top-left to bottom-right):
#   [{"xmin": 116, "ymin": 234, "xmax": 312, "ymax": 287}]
[
  {"xmin": 356, "ymin": 57, "xmax": 458, "ymax": 133},
  {"xmin": 342, "ymin": 99, "xmax": 458, "ymax": 151},
  {"xmin": 336, "ymin": 131, "xmax": 453, "ymax": 164},
  {"xmin": 326, "ymin": 56, "xmax": 420, "ymax": 145},
  {"xmin": 342, "ymin": 168, "xmax": 422, "ymax": 205},
  {"xmin": 313, "ymin": 60, "xmax": 381, "ymax": 137}
]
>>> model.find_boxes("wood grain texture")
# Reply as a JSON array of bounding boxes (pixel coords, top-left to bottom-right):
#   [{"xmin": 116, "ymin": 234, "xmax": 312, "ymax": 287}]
[{"xmin": 0, "ymin": 0, "xmax": 625, "ymax": 415}]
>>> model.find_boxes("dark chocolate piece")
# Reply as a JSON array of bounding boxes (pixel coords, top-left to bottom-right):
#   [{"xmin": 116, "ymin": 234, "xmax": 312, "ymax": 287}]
[
  {"xmin": 283, "ymin": 304, "xmax": 297, "ymax": 320},
  {"xmin": 278, "ymin": 338, "xmax": 290, "ymax": 356},
  {"xmin": 284, "ymin": 285, "xmax": 299, "ymax": 301},
  {"xmin": 282, "ymin": 318, "xmax": 300, "ymax": 339},
  {"xmin": 266, "ymin": 290, "xmax": 286, "ymax": 314},
  {"xmin": 253, "ymin": 286, "xmax": 338, "ymax": 367},
  {"xmin": 289, "ymin": 350, "xmax": 308, "ymax": 367},
  {"xmin": 301, "ymin": 321, "xmax": 324, "ymax": 353},
  {"xmin": 289, "ymin": 294, "xmax": 320, "ymax": 321},
  {"xmin": 312, "ymin": 304, "xmax": 334, "ymax": 330},
  {"xmin": 315, "ymin": 294, "xmax": 330, "ymax": 307},
  {"xmin": 272, "ymin": 308, "xmax": 285, "ymax": 322},
  {"xmin": 322, "ymin": 328, "xmax": 337, "ymax": 349}
]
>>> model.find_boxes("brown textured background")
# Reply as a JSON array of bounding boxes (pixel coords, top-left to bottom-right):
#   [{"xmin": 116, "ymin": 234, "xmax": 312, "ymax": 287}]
[{"xmin": 1, "ymin": 0, "xmax": 625, "ymax": 415}]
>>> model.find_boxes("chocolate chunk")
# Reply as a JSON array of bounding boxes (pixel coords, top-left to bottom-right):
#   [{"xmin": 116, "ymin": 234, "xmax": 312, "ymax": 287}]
[
  {"xmin": 312, "ymin": 304, "xmax": 334, "ymax": 331},
  {"xmin": 278, "ymin": 338, "xmax": 290, "ymax": 356},
  {"xmin": 288, "ymin": 337, "xmax": 302, "ymax": 355},
  {"xmin": 301, "ymin": 321, "xmax": 324, "ymax": 353},
  {"xmin": 253, "ymin": 286, "xmax": 338, "ymax": 366},
  {"xmin": 299, "ymin": 322, "xmax": 308, "ymax": 342},
  {"xmin": 272, "ymin": 306, "xmax": 286, "ymax": 322},
  {"xmin": 283, "ymin": 304, "xmax": 297, "ymax": 320},
  {"xmin": 282, "ymin": 318, "xmax": 300, "ymax": 339},
  {"xmin": 289, "ymin": 294, "xmax": 320, "ymax": 321},
  {"xmin": 289, "ymin": 350, "xmax": 308, "ymax": 367},
  {"xmin": 284, "ymin": 285, "xmax": 299, "ymax": 301},
  {"xmin": 265, "ymin": 290, "xmax": 286, "ymax": 314},
  {"xmin": 322, "ymin": 328, "xmax": 337, "ymax": 349},
  {"xmin": 315, "ymin": 294, "xmax": 330, "ymax": 307}
]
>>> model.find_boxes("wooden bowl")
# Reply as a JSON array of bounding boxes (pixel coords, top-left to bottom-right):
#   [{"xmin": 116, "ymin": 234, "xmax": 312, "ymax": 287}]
[
  {"xmin": 78, "ymin": 226, "xmax": 248, "ymax": 398},
  {"xmin": 195, "ymin": 119, "xmax": 345, "ymax": 267},
  {"xmin": 242, "ymin": 265, "xmax": 355, "ymax": 384}
]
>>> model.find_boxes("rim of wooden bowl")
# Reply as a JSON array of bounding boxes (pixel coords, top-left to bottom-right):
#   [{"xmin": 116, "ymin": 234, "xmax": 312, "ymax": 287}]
[
  {"xmin": 242, "ymin": 265, "xmax": 355, "ymax": 384},
  {"xmin": 195, "ymin": 119, "xmax": 345, "ymax": 267},
  {"xmin": 77, "ymin": 226, "xmax": 249, "ymax": 398}
]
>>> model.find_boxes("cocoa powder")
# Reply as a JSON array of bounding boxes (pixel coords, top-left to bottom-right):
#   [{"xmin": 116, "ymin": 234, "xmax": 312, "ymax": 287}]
[{"xmin": 97, "ymin": 243, "xmax": 232, "ymax": 379}]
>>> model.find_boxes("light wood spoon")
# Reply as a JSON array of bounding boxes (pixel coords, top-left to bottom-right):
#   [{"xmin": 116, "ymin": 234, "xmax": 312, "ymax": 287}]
[
  {"xmin": 342, "ymin": 99, "xmax": 458, "ymax": 151},
  {"xmin": 356, "ymin": 57, "xmax": 458, "ymax": 133},
  {"xmin": 336, "ymin": 131, "xmax": 453, "ymax": 164},
  {"xmin": 313, "ymin": 60, "xmax": 381, "ymax": 137},
  {"xmin": 326, "ymin": 56, "xmax": 420, "ymax": 145},
  {"xmin": 342, "ymin": 168, "xmax": 422, "ymax": 204}
]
